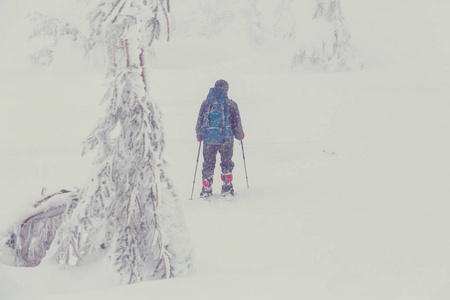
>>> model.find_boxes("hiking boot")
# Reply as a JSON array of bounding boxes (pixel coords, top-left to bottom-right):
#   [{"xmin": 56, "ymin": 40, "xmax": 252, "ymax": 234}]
[
  {"xmin": 200, "ymin": 178, "xmax": 213, "ymax": 198},
  {"xmin": 221, "ymin": 183, "xmax": 234, "ymax": 196},
  {"xmin": 221, "ymin": 173, "xmax": 234, "ymax": 196}
]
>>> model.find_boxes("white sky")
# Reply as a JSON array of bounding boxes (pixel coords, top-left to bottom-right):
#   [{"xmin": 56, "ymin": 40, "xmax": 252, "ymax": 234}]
[{"xmin": 0, "ymin": 0, "xmax": 27, "ymax": 46}]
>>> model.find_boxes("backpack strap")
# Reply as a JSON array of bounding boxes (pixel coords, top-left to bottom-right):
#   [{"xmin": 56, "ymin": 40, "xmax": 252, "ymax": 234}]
[
  {"xmin": 221, "ymin": 102, "xmax": 225, "ymax": 128},
  {"xmin": 204, "ymin": 103, "xmax": 212, "ymax": 127}
]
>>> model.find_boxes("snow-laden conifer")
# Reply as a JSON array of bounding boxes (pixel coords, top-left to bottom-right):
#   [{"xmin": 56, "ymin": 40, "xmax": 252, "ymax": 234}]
[
  {"xmin": 50, "ymin": 0, "xmax": 192, "ymax": 284},
  {"xmin": 293, "ymin": 0, "xmax": 356, "ymax": 71},
  {"xmin": 1, "ymin": 0, "xmax": 192, "ymax": 284}
]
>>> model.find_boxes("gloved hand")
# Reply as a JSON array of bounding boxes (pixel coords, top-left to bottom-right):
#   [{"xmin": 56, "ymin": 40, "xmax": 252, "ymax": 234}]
[{"xmin": 238, "ymin": 133, "xmax": 245, "ymax": 141}]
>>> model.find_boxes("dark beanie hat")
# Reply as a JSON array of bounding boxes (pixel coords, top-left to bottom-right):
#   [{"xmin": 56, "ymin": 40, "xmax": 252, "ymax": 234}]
[{"xmin": 214, "ymin": 79, "xmax": 229, "ymax": 91}]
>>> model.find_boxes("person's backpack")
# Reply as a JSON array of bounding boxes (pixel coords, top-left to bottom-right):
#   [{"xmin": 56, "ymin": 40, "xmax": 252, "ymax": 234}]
[{"xmin": 201, "ymin": 87, "xmax": 233, "ymax": 144}]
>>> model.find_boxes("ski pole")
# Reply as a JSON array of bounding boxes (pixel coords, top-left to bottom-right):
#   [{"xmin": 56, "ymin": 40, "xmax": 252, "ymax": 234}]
[
  {"xmin": 190, "ymin": 141, "xmax": 202, "ymax": 200},
  {"xmin": 241, "ymin": 141, "xmax": 249, "ymax": 188}
]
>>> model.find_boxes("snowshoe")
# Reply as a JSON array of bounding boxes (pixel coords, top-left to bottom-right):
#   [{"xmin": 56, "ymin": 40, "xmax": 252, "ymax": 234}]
[{"xmin": 200, "ymin": 189, "xmax": 213, "ymax": 198}]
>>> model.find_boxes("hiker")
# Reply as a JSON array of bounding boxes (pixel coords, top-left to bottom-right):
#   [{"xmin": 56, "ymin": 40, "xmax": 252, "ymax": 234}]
[{"xmin": 195, "ymin": 79, "xmax": 244, "ymax": 197}]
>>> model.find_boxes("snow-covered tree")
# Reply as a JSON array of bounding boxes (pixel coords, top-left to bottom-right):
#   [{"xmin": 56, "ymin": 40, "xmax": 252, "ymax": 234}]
[
  {"xmin": 292, "ymin": 0, "xmax": 356, "ymax": 71},
  {"xmin": 168, "ymin": 1, "xmax": 358, "ymax": 71},
  {"xmin": 49, "ymin": 0, "xmax": 193, "ymax": 284},
  {"xmin": 272, "ymin": 0, "xmax": 296, "ymax": 41},
  {"xmin": 1, "ymin": 0, "xmax": 193, "ymax": 284}
]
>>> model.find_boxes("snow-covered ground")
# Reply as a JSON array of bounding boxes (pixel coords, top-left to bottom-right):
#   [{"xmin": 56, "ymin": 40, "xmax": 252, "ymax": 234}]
[{"xmin": 1, "ymin": 0, "xmax": 450, "ymax": 299}]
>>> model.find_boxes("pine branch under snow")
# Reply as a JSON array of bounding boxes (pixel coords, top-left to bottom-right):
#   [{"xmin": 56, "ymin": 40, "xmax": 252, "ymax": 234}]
[
  {"xmin": 1, "ymin": 189, "xmax": 79, "ymax": 267},
  {"xmin": 27, "ymin": 12, "xmax": 91, "ymax": 68}
]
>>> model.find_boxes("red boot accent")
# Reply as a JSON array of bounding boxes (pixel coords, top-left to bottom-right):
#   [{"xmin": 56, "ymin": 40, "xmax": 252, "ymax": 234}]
[
  {"xmin": 221, "ymin": 173, "xmax": 233, "ymax": 184},
  {"xmin": 202, "ymin": 179, "xmax": 213, "ymax": 191}
]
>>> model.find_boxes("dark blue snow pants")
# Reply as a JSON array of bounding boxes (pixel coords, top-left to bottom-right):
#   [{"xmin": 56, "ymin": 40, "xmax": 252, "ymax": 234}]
[{"xmin": 202, "ymin": 142, "xmax": 234, "ymax": 180}]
